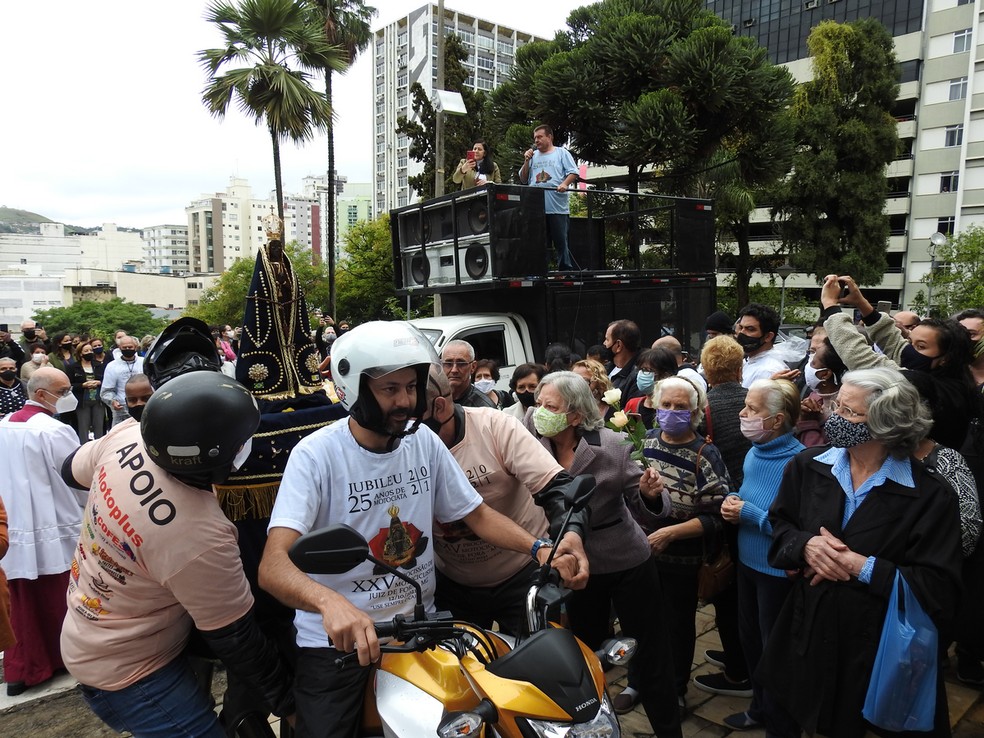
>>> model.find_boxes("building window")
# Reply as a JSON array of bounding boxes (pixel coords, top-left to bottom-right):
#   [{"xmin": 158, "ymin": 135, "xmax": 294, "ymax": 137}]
[
  {"xmin": 954, "ymin": 29, "xmax": 972, "ymax": 54},
  {"xmin": 941, "ymin": 171, "xmax": 959, "ymax": 193},
  {"xmin": 958, "ymin": 0, "xmax": 972, "ymax": 5},
  {"xmin": 946, "ymin": 124, "xmax": 964, "ymax": 147},
  {"xmin": 938, "ymin": 216, "xmax": 955, "ymax": 236},
  {"xmin": 949, "ymin": 77, "xmax": 968, "ymax": 101}
]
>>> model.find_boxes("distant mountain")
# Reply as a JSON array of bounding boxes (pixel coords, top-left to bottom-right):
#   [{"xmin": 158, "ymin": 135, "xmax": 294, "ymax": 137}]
[{"xmin": 0, "ymin": 207, "xmax": 130, "ymax": 235}]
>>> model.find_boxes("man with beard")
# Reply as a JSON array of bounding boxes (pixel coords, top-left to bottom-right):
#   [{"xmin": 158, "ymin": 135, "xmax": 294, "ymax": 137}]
[
  {"xmin": 259, "ymin": 321, "xmax": 582, "ymax": 738},
  {"xmin": 736, "ymin": 303, "xmax": 787, "ymax": 388}
]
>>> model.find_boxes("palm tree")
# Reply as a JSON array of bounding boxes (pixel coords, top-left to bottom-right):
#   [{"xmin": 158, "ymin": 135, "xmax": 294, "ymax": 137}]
[
  {"xmin": 310, "ymin": 0, "xmax": 375, "ymax": 318},
  {"xmin": 199, "ymin": 0, "xmax": 344, "ymax": 225}
]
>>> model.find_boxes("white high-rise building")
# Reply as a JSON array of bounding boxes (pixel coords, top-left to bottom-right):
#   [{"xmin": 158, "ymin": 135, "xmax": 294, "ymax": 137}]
[
  {"xmin": 141, "ymin": 224, "xmax": 190, "ymax": 274},
  {"xmin": 185, "ymin": 177, "xmax": 321, "ymax": 273},
  {"xmin": 373, "ymin": 4, "xmax": 545, "ymax": 214}
]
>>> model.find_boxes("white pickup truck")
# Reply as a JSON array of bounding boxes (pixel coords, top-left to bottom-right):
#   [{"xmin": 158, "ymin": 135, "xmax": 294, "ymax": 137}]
[{"xmin": 411, "ymin": 312, "xmax": 535, "ymax": 389}]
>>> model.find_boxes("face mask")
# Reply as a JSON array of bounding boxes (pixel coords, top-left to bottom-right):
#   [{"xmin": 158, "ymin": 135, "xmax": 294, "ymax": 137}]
[
  {"xmin": 121, "ymin": 348, "xmax": 137, "ymax": 359},
  {"xmin": 600, "ymin": 345, "xmax": 615, "ymax": 363},
  {"xmin": 636, "ymin": 370, "xmax": 655, "ymax": 394},
  {"xmin": 735, "ymin": 333, "xmax": 763, "ymax": 354},
  {"xmin": 225, "ymin": 331, "xmax": 235, "ymax": 339},
  {"xmin": 61, "ymin": 343, "xmax": 72, "ymax": 350},
  {"xmin": 45, "ymin": 390, "xmax": 78, "ymax": 415},
  {"xmin": 657, "ymin": 408, "xmax": 693, "ymax": 436},
  {"xmin": 231, "ymin": 437, "xmax": 253, "ymax": 471},
  {"xmin": 823, "ymin": 412, "xmax": 872, "ymax": 448},
  {"xmin": 128, "ymin": 403, "xmax": 145, "ymax": 422},
  {"xmin": 516, "ymin": 390, "xmax": 536, "ymax": 409},
  {"xmin": 474, "ymin": 379, "xmax": 495, "ymax": 394},
  {"xmin": 533, "ymin": 406, "xmax": 569, "ymax": 437},
  {"xmin": 0, "ymin": 370, "xmax": 15, "ymax": 381},
  {"xmin": 23, "ymin": 330, "xmax": 36, "ymax": 340},
  {"xmin": 900, "ymin": 343, "xmax": 936, "ymax": 373},
  {"xmin": 92, "ymin": 346, "xmax": 104, "ymax": 355},
  {"xmin": 82, "ymin": 352, "xmax": 93, "ymax": 360},
  {"xmin": 740, "ymin": 414, "xmax": 776, "ymax": 443},
  {"xmin": 31, "ymin": 353, "xmax": 44, "ymax": 364},
  {"xmin": 804, "ymin": 363, "xmax": 838, "ymax": 392}
]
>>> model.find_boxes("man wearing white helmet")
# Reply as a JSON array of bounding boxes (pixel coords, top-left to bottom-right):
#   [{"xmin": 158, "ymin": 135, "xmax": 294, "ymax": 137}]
[{"xmin": 259, "ymin": 321, "xmax": 584, "ymax": 737}]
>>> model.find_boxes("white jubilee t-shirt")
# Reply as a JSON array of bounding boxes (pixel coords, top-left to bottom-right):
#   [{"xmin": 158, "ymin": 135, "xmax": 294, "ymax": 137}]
[{"xmin": 269, "ymin": 420, "xmax": 483, "ymax": 648}]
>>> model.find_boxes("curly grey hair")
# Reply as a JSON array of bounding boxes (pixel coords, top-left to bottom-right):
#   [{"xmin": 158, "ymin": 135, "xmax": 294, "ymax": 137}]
[
  {"xmin": 653, "ymin": 375, "xmax": 706, "ymax": 431},
  {"xmin": 535, "ymin": 370, "xmax": 605, "ymax": 431},
  {"xmin": 841, "ymin": 367, "xmax": 932, "ymax": 458}
]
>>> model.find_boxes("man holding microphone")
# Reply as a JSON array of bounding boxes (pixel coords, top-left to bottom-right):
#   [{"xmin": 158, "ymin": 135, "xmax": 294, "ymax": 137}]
[{"xmin": 519, "ymin": 124, "xmax": 579, "ymax": 272}]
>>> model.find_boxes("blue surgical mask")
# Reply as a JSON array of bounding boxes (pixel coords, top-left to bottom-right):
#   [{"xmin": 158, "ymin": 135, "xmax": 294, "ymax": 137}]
[{"xmin": 636, "ymin": 370, "xmax": 655, "ymax": 394}]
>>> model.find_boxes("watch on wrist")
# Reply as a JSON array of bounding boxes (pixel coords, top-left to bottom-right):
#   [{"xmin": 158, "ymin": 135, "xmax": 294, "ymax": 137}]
[{"xmin": 531, "ymin": 537, "xmax": 553, "ymax": 561}]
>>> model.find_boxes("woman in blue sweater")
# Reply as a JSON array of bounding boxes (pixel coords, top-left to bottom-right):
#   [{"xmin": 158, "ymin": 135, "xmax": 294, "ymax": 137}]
[{"xmin": 720, "ymin": 378, "xmax": 803, "ymax": 735}]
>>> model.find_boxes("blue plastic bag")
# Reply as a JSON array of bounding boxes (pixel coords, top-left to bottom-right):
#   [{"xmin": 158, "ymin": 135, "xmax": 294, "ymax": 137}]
[{"xmin": 862, "ymin": 570, "xmax": 938, "ymax": 732}]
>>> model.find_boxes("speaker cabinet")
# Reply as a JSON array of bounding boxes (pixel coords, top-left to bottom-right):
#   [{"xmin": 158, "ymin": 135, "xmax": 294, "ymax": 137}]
[
  {"xmin": 569, "ymin": 218, "xmax": 606, "ymax": 271},
  {"xmin": 674, "ymin": 200, "xmax": 715, "ymax": 273},
  {"xmin": 394, "ymin": 185, "xmax": 547, "ymax": 290}
]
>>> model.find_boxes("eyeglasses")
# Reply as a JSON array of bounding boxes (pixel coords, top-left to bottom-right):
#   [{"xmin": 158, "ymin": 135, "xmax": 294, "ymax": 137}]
[
  {"xmin": 441, "ymin": 360, "xmax": 472, "ymax": 369},
  {"xmin": 830, "ymin": 400, "xmax": 866, "ymax": 420},
  {"xmin": 42, "ymin": 387, "xmax": 73, "ymax": 398}
]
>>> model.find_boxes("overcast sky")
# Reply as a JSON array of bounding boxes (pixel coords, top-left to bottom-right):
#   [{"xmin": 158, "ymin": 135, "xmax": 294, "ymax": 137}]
[{"xmin": 1, "ymin": 1, "xmax": 585, "ymax": 229}]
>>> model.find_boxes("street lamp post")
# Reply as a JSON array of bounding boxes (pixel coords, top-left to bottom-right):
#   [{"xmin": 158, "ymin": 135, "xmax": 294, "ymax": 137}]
[
  {"xmin": 776, "ymin": 263, "xmax": 795, "ymax": 323},
  {"xmin": 927, "ymin": 231, "xmax": 946, "ymax": 318}
]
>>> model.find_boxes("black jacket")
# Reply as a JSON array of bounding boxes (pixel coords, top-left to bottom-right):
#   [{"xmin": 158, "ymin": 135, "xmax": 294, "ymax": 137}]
[{"xmin": 760, "ymin": 447, "xmax": 961, "ymax": 737}]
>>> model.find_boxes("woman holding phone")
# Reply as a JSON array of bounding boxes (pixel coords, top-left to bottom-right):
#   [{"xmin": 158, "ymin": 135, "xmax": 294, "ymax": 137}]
[{"xmin": 452, "ymin": 140, "xmax": 501, "ymax": 189}]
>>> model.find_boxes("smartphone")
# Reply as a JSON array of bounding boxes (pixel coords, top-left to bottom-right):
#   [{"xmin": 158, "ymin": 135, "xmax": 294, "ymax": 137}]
[
  {"xmin": 876, "ymin": 300, "xmax": 892, "ymax": 314},
  {"xmin": 35, "ymin": 323, "xmax": 43, "ymax": 330},
  {"xmin": 838, "ymin": 281, "xmax": 850, "ymax": 299},
  {"xmin": 466, "ymin": 150, "xmax": 475, "ymax": 162},
  {"xmin": 0, "ymin": 324, "xmax": 7, "ymax": 333}
]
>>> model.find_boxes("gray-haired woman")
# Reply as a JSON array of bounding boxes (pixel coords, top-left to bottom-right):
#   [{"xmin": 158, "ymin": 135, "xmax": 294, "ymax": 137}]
[
  {"xmin": 523, "ymin": 371, "xmax": 682, "ymax": 738},
  {"xmin": 640, "ymin": 376, "xmax": 732, "ymax": 710},
  {"xmin": 762, "ymin": 366, "xmax": 963, "ymax": 737}
]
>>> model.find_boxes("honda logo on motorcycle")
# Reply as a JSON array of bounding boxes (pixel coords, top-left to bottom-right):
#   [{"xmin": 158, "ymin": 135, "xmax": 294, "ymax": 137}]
[{"xmin": 574, "ymin": 697, "xmax": 598, "ymax": 713}]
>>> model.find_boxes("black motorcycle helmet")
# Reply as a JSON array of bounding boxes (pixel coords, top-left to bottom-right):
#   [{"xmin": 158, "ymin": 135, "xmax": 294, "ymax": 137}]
[
  {"xmin": 143, "ymin": 317, "xmax": 222, "ymax": 389},
  {"xmin": 141, "ymin": 371, "xmax": 260, "ymax": 487}
]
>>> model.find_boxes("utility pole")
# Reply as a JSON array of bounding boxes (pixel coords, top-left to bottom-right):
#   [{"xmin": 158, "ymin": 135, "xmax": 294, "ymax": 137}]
[{"xmin": 434, "ymin": 0, "xmax": 446, "ymax": 197}]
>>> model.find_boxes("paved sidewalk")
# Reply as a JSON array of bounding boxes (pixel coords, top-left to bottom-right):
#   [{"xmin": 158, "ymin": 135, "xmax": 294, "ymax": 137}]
[{"xmin": 3, "ymin": 605, "xmax": 983, "ymax": 736}]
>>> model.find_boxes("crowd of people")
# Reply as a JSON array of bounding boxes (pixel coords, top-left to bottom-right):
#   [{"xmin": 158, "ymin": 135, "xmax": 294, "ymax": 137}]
[{"xmin": 0, "ymin": 271, "xmax": 981, "ymax": 738}]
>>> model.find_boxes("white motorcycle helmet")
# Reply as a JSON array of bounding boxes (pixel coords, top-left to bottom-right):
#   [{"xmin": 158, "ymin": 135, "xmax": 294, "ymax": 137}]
[{"xmin": 329, "ymin": 321, "xmax": 439, "ymax": 441}]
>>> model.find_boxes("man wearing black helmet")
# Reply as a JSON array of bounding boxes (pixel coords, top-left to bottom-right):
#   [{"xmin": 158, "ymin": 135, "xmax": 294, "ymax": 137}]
[
  {"xmin": 59, "ymin": 372, "xmax": 295, "ymax": 736},
  {"xmin": 259, "ymin": 320, "xmax": 586, "ymax": 738}
]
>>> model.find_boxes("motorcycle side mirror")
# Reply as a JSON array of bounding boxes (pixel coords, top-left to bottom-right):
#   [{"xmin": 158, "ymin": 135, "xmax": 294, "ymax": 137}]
[
  {"xmin": 289, "ymin": 524, "xmax": 370, "ymax": 575},
  {"xmin": 566, "ymin": 474, "xmax": 596, "ymax": 513}
]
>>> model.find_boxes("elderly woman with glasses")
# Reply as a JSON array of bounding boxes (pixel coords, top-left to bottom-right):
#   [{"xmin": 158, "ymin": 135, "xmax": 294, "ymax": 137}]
[{"xmin": 760, "ymin": 366, "xmax": 962, "ymax": 738}]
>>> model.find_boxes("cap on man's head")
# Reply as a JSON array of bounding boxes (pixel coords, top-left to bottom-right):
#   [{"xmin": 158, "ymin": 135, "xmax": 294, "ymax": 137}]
[{"xmin": 704, "ymin": 311, "xmax": 734, "ymax": 335}]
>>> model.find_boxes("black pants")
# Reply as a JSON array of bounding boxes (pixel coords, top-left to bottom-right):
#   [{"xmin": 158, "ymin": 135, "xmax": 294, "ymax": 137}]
[
  {"xmin": 435, "ymin": 561, "xmax": 537, "ymax": 637},
  {"xmin": 294, "ymin": 648, "xmax": 371, "ymax": 738},
  {"xmin": 568, "ymin": 557, "xmax": 682, "ymax": 738},
  {"xmin": 653, "ymin": 559, "xmax": 700, "ymax": 697}
]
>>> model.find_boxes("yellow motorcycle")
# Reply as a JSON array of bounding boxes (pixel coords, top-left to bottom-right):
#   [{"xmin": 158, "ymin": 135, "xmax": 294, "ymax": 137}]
[{"xmin": 289, "ymin": 476, "xmax": 635, "ymax": 738}]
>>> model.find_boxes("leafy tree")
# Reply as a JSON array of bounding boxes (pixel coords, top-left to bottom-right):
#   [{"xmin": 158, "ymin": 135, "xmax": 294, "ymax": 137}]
[
  {"xmin": 397, "ymin": 33, "xmax": 490, "ymax": 199},
  {"xmin": 919, "ymin": 226, "xmax": 984, "ymax": 317},
  {"xmin": 33, "ymin": 299, "xmax": 167, "ymax": 342},
  {"xmin": 199, "ymin": 0, "xmax": 343, "ymax": 223},
  {"xmin": 310, "ymin": 0, "xmax": 376, "ymax": 320},
  {"xmin": 770, "ymin": 19, "xmax": 900, "ymax": 286},
  {"xmin": 489, "ymin": 0, "xmax": 793, "ymax": 195},
  {"xmin": 187, "ymin": 243, "xmax": 331, "ymax": 326},
  {"xmin": 335, "ymin": 215, "xmax": 434, "ymax": 322}
]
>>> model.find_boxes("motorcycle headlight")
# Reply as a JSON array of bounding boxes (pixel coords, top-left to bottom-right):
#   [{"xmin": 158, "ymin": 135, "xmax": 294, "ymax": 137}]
[{"xmin": 522, "ymin": 693, "xmax": 619, "ymax": 737}]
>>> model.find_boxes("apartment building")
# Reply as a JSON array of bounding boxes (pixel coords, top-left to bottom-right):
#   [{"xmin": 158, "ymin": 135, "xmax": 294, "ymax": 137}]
[
  {"xmin": 185, "ymin": 177, "xmax": 321, "ymax": 273},
  {"xmin": 373, "ymin": 4, "xmax": 544, "ymax": 214},
  {"xmin": 141, "ymin": 224, "xmax": 190, "ymax": 275}
]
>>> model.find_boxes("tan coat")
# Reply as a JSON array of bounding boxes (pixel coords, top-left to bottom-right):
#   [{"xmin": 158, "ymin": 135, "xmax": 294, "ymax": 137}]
[
  {"xmin": 0, "ymin": 496, "xmax": 15, "ymax": 652},
  {"xmin": 452, "ymin": 159, "xmax": 502, "ymax": 189}
]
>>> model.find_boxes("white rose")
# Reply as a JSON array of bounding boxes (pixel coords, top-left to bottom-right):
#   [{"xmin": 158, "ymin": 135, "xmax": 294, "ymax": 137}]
[
  {"xmin": 610, "ymin": 410, "xmax": 630, "ymax": 428},
  {"xmin": 602, "ymin": 388, "xmax": 622, "ymax": 406}
]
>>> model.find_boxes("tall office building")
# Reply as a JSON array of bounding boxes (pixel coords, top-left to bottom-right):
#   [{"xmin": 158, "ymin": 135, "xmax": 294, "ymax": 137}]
[
  {"xmin": 373, "ymin": 4, "xmax": 545, "ymax": 215},
  {"xmin": 708, "ymin": 0, "xmax": 979, "ymax": 309}
]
